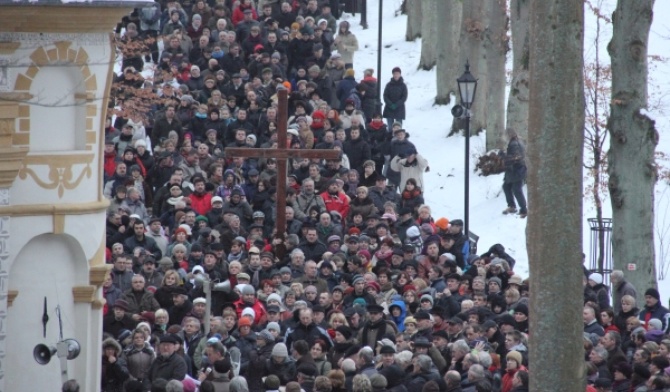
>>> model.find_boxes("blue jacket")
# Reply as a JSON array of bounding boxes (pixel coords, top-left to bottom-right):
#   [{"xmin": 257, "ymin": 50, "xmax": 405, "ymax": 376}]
[{"xmin": 389, "ymin": 300, "xmax": 407, "ymax": 332}]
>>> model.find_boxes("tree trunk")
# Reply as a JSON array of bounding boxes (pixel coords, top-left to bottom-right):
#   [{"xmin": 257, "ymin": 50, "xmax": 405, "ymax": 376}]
[
  {"xmin": 506, "ymin": 0, "xmax": 530, "ymax": 145},
  {"xmin": 607, "ymin": 0, "xmax": 658, "ymax": 295},
  {"xmin": 527, "ymin": 0, "xmax": 585, "ymax": 390},
  {"xmin": 418, "ymin": 0, "xmax": 437, "ymax": 70},
  {"xmin": 435, "ymin": 0, "xmax": 463, "ymax": 105},
  {"xmin": 405, "ymin": 0, "xmax": 422, "ymax": 41},
  {"xmin": 452, "ymin": 0, "xmax": 487, "ymax": 135},
  {"xmin": 484, "ymin": 0, "xmax": 509, "ymax": 151}
]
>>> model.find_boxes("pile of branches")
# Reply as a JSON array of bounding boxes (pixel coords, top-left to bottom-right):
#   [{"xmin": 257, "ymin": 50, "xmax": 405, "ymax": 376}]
[{"xmin": 475, "ymin": 151, "xmax": 506, "ymax": 176}]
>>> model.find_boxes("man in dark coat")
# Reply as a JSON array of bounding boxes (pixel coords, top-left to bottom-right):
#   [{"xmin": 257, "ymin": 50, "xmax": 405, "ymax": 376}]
[
  {"xmin": 103, "ymin": 299, "xmax": 138, "ymax": 338},
  {"xmin": 382, "ymin": 67, "xmax": 408, "ymax": 126},
  {"xmin": 148, "ymin": 334, "xmax": 188, "ymax": 383},
  {"xmin": 501, "ymin": 127, "xmax": 527, "ymax": 218},
  {"xmin": 343, "ymin": 127, "xmax": 371, "ymax": 174},
  {"xmin": 284, "ymin": 308, "xmax": 332, "ymax": 350}
]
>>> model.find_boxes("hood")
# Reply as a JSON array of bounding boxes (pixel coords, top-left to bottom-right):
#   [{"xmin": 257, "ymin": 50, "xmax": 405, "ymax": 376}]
[
  {"xmin": 102, "ymin": 337, "xmax": 122, "ymax": 353},
  {"xmin": 388, "ymin": 300, "xmax": 407, "ymax": 329}
]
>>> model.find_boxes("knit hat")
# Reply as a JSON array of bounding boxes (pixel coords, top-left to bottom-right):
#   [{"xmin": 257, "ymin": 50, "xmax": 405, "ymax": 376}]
[
  {"xmin": 506, "ymin": 351, "xmax": 522, "ymax": 365},
  {"xmin": 644, "ymin": 288, "xmax": 660, "ymax": 301},
  {"xmin": 238, "ymin": 317, "xmax": 252, "ymax": 327},
  {"xmin": 488, "ymin": 277, "xmax": 502, "ymax": 288},
  {"xmin": 420, "ymin": 223, "xmax": 433, "ymax": 235},
  {"xmin": 648, "ymin": 318, "xmax": 663, "ymax": 330},
  {"xmin": 242, "ymin": 307, "xmax": 256, "ymax": 320},
  {"xmin": 257, "ymin": 329, "xmax": 274, "ymax": 343},
  {"xmin": 271, "ymin": 342, "xmax": 289, "ymax": 358},
  {"xmin": 435, "ymin": 217, "xmax": 449, "ymax": 231},
  {"xmin": 404, "ymin": 316, "xmax": 417, "ymax": 326},
  {"xmin": 241, "ymin": 284, "xmax": 255, "ymax": 295},
  {"xmin": 345, "ymin": 68, "xmax": 355, "ymax": 78},
  {"xmin": 589, "ymin": 273, "xmax": 603, "ymax": 285},
  {"xmin": 406, "ymin": 226, "xmax": 420, "ymax": 238},
  {"xmin": 267, "ymin": 322, "xmax": 281, "ymax": 332},
  {"xmin": 267, "ymin": 293, "xmax": 283, "ymax": 304},
  {"xmin": 514, "ymin": 303, "xmax": 529, "ymax": 316},
  {"xmin": 420, "ymin": 294, "xmax": 434, "ymax": 305}
]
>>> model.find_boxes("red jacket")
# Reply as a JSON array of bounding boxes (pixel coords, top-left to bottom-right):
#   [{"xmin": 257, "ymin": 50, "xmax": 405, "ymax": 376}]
[
  {"xmin": 320, "ymin": 191, "xmax": 350, "ymax": 220},
  {"xmin": 501, "ymin": 365, "xmax": 527, "ymax": 392},
  {"xmin": 189, "ymin": 191, "xmax": 212, "ymax": 216},
  {"xmin": 233, "ymin": 298, "xmax": 266, "ymax": 326},
  {"xmin": 104, "ymin": 151, "xmax": 119, "ymax": 178}
]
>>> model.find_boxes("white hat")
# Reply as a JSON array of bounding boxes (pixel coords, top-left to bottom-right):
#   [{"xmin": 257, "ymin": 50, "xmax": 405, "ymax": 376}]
[
  {"xmin": 211, "ymin": 196, "xmax": 223, "ymax": 205},
  {"xmin": 589, "ymin": 273, "xmax": 603, "ymax": 285},
  {"xmin": 242, "ymin": 307, "xmax": 256, "ymax": 320},
  {"xmin": 193, "ymin": 297, "xmax": 207, "ymax": 305},
  {"xmin": 178, "ymin": 223, "xmax": 192, "ymax": 236}
]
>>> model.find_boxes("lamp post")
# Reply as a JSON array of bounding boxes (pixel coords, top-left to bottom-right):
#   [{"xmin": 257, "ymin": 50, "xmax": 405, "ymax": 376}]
[
  {"xmin": 376, "ymin": 0, "xmax": 383, "ymax": 99},
  {"xmin": 456, "ymin": 61, "xmax": 478, "ymax": 239}
]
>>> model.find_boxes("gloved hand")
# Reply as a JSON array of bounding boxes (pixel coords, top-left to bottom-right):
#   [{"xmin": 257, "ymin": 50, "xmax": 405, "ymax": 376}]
[{"xmin": 389, "ymin": 103, "xmax": 396, "ymax": 110}]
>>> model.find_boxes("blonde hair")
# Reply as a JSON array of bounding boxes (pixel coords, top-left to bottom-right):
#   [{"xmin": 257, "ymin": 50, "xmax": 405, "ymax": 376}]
[
  {"xmin": 162, "ymin": 269, "xmax": 182, "ymax": 286},
  {"xmin": 329, "ymin": 312, "xmax": 349, "ymax": 327}
]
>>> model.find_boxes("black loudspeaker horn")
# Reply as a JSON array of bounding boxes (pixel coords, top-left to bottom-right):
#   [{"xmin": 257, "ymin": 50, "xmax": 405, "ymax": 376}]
[{"xmin": 33, "ymin": 344, "xmax": 57, "ymax": 365}]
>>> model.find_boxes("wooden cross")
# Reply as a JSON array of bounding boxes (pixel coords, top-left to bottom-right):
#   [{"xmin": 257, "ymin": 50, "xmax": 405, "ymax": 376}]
[{"xmin": 224, "ymin": 89, "xmax": 340, "ymax": 239}]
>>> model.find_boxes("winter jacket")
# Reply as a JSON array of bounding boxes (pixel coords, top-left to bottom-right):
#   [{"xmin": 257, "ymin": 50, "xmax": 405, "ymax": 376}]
[
  {"xmin": 265, "ymin": 357, "xmax": 296, "ymax": 385},
  {"xmin": 123, "ymin": 343, "xmax": 155, "ymax": 386},
  {"xmin": 344, "ymin": 137, "xmax": 372, "ymax": 173},
  {"xmin": 121, "ymin": 289, "xmax": 161, "ymax": 316},
  {"xmin": 334, "ymin": 25, "xmax": 358, "ymax": 64},
  {"xmin": 391, "ymin": 154, "xmax": 428, "ymax": 190},
  {"xmin": 337, "ymin": 76, "xmax": 358, "ymax": 109},
  {"xmin": 247, "ymin": 343, "xmax": 274, "ymax": 390},
  {"xmin": 503, "ymin": 137, "xmax": 527, "ymax": 183},
  {"xmin": 320, "ymin": 190, "xmax": 350, "ymax": 219},
  {"xmin": 285, "ymin": 321, "xmax": 333, "ymax": 350},
  {"xmin": 638, "ymin": 302, "xmax": 670, "ymax": 332},
  {"xmin": 382, "ymin": 77, "xmax": 408, "ymax": 120},
  {"xmin": 368, "ymin": 185, "xmax": 400, "ymax": 212},
  {"xmin": 349, "ymin": 196, "xmax": 378, "ymax": 221},
  {"xmin": 148, "ymin": 352, "xmax": 187, "ymax": 383},
  {"xmin": 612, "ymin": 280, "xmax": 637, "ymax": 313}
]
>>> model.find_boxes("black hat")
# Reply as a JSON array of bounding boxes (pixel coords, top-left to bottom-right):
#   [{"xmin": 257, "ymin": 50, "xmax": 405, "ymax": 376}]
[
  {"xmin": 143, "ymin": 256, "xmax": 156, "ymax": 264},
  {"xmin": 160, "ymin": 334, "xmax": 179, "ymax": 344},
  {"xmin": 414, "ymin": 310, "xmax": 431, "ymax": 320},
  {"xmin": 367, "ymin": 304, "xmax": 384, "ymax": 314},
  {"xmin": 497, "ymin": 313, "xmax": 517, "ymax": 327},
  {"xmin": 594, "ymin": 379, "xmax": 612, "ymax": 389},
  {"xmin": 402, "ymin": 244, "xmax": 415, "ymax": 253},
  {"xmin": 266, "ymin": 305, "xmax": 281, "ymax": 314},
  {"xmin": 445, "ymin": 273, "xmax": 461, "ymax": 281},
  {"xmin": 447, "ymin": 316, "xmax": 464, "ymax": 325},
  {"xmin": 379, "ymin": 345, "xmax": 396, "ymax": 354},
  {"xmin": 336, "ymin": 325, "xmax": 353, "ymax": 340},
  {"xmin": 312, "ymin": 305, "xmax": 325, "ymax": 314},
  {"xmin": 171, "ymin": 286, "xmax": 188, "ymax": 296},
  {"xmin": 413, "ymin": 337, "xmax": 431, "ymax": 348},
  {"xmin": 514, "ymin": 303, "xmax": 529, "ymax": 316},
  {"xmin": 450, "ymin": 219, "xmax": 464, "ymax": 226},
  {"xmin": 398, "ymin": 207, "xmax": 412, "ymax": 216},
  {"xmin": 433, "ymin": 330, "xmax": 449, "ymax": 340},
  {"xmin": 430, "ymin": 306, "xmax": 446, "ymax": 318},
  {"xmin": 644, "ymin": 288, "xmax": 660, "ymax": 301},
  {"xmin": 297, "ymin": 362, "xmax": 318, "ymax": 377},
  {"xmin": 481, "ymin": 319, "xmax": 498, "ymax": 330}
]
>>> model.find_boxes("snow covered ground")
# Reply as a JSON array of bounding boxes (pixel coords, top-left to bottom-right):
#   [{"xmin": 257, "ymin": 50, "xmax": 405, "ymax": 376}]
[{"xmin": 345, "ymin": 0, "xmax": 670, "ymax": 297}]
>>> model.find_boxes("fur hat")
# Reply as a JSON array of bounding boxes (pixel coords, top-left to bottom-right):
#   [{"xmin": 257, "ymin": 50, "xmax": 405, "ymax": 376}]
[{"xmin": 589, "ymin": 273, "xmax": 603, "ymax": 285}]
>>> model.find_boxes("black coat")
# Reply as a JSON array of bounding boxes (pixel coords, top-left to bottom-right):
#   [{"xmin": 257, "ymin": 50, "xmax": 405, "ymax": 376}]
[
  {"xmin": 382, "ymin": 77, "xmax": 408, "ymax": 120},
  {"xmin": 148, "ymin": 353, "xmax": 187, "ymax": 383},
  {"xmin": 343, "ymin": 137, "xmax": 371, "ymax": 173},
  {"xmin": 503, "ymin": 138, "xmax": 527, "ymax": 183}
]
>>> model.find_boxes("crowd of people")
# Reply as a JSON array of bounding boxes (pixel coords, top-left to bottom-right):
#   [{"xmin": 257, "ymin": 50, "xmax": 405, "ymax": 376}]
[{"xmin": 98, "ymin": 0, "xmax": 670, "ymax": 392}]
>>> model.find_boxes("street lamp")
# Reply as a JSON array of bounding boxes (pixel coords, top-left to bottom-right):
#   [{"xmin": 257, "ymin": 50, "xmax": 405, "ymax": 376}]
[{"xmin": 456, "ymin": 61, "xmax": 478, "ymax": 240}]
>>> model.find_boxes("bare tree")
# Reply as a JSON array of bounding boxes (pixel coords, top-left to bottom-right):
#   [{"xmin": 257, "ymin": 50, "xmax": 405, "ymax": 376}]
[
  {"xmin": 484, "ymin": 0, "xmax": 509, "ymax": 150},
  {"xmin": 418, "ymin": 0, "xmax": 437, "ymax": 70},
  {"xmin": 526, "ymin": 0, "xmax": 585, "ymax": 391},
  {"xmin": 583, "ymin": 0, "xmax": 612, "ymax": 275},
  {"xmin": 434, "ymin": 0, "xmax": 463, "ymax": 105},
  {"xmin": 607, "ymin": 0, "xmax": 658, "ymax": 292},
  {"xmin": 405, "ymin": 0, "xmax": 422, "ymax": 41},
  {"xmin": 506, "ymin": 0, "xmax": 530, "ymax": 144}
]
